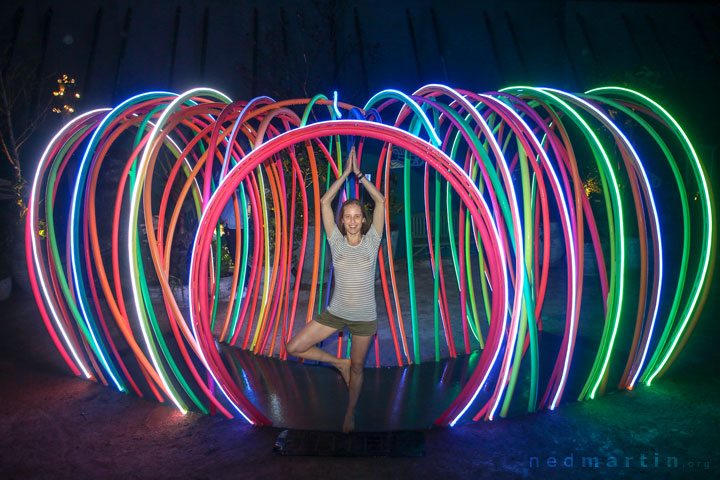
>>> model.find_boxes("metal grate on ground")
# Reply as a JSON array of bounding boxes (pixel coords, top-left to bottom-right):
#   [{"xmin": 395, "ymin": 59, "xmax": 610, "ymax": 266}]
[{"xmin": 273, "ymin": 429, "xmax": 425, "ymax": 457}]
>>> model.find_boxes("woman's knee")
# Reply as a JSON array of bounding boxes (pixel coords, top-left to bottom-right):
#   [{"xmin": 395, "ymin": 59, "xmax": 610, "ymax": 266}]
[
  {"xmin": 350, "ymin": 363, "xmax": 364, "ymax": 376},
  {"xmin": 286, "ymin": 339, "xmax": 300, "ymax": 356}
]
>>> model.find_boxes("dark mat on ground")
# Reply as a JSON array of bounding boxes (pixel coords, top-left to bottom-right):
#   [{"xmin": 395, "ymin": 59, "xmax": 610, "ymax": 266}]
[{"xmin": 273, "ymin": 429, "xmax": 426, "ymax": 457}]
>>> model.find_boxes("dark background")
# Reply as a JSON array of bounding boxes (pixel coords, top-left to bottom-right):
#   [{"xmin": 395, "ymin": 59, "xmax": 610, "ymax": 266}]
[{"xmin": 1, "ymin": 0, "xmax": 719, "ymax": 167}]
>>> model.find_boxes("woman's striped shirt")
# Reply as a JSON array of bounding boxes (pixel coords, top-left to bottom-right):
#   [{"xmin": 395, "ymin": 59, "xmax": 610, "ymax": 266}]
[{"xmin": 325, "ymin": 224, "xmax": 381, "ymax": 322}]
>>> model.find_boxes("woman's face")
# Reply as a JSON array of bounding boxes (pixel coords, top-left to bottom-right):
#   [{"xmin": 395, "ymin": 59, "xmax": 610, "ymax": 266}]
[{"xmin": 342, "ymin": 204, "xmax": 364, "ymax": 235}]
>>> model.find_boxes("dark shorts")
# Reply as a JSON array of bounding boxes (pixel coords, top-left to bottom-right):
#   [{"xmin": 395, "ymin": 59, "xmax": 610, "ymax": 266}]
[{"xmin": 315, "ymin": 310, "xmax": 378, "ymax": 336}]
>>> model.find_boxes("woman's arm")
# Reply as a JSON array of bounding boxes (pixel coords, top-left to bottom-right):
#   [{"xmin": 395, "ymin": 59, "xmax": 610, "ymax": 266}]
[
  {"xmin": 353, "ymin": 150, "xmax": 385, "ymax": 236},
  {"xmin": 320, "ymin": 150, "xmax": 352, "ymax": 237}
]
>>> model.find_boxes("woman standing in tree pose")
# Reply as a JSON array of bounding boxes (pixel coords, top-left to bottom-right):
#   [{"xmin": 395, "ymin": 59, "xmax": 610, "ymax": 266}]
[{"xmin": 286, "ymin": 145, "xmax": 385, "ymax": 433}]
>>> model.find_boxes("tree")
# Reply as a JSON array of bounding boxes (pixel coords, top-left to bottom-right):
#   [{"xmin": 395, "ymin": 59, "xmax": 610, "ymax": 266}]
[
  {"xmin": 0, "ymin": 64, "xmax": 51, "ymax": 220},
  {"xmin": 0, "ymin": 51, "xmax": 80, "ymax": 287}
]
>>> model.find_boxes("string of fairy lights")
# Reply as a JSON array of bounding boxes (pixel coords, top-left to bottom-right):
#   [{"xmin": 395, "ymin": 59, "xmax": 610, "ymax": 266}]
[{"xmin": 26, "ymin": 85, "xmax": 715, "ymax": 426}]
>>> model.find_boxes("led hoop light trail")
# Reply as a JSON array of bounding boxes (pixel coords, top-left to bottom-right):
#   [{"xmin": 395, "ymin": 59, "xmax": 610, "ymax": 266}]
[{"xmin": 26, "ymin": 85, "xmax": 715, "ymax": 428}]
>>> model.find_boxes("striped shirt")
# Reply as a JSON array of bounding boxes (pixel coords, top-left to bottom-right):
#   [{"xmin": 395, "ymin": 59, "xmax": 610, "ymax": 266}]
[{"xmin": 325, "ymin": 224, "xmax": 381, "ymax": 322}]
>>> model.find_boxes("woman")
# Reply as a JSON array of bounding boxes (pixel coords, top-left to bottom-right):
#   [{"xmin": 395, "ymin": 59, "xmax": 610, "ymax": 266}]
[{"xmin": 286, "ymin": 146, "xmax": 385, "ymax": 433}]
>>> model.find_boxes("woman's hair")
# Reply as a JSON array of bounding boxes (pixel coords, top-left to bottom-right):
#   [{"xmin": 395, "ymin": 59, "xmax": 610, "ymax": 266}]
[{"xmin": 337, "ymin": 198, "xmax": 371, "ymax": 236}]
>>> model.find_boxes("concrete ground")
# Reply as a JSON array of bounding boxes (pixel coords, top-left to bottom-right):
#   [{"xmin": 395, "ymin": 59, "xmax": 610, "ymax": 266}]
[{"xmin": 1, "ymin": 265, "xmax": 718, "ymax": 479}]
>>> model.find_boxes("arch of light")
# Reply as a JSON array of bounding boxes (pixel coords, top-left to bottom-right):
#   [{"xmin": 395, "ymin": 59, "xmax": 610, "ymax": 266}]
[{"xmin": 26, "ymin": 85, "xmax": 715, "ymax": 426}]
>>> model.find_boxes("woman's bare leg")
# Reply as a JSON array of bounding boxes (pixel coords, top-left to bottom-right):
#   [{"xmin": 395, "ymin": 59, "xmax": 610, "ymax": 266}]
[
  {"xmin": 343, "ymin": 333, "xmax": 374, "ymax": 433},
  {"xmin": 285, "ymin": 320, "xmax": 351, "ymax": 387}
]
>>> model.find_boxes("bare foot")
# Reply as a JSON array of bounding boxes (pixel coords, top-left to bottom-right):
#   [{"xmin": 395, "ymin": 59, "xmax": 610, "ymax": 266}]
[
  {"xmin": 336, "ymin": 358, "xmax": 351, "ymax": 388},
  {"xmin": 342, "ymin": 410, "xmax": 355, "ymax": 433}
]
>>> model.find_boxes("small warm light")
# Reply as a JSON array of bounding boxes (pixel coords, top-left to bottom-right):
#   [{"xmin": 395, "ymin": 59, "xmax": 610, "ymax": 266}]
[
  {"xmin": 52, "ymin": 74, "xmax": 80, "ymax": 115},
  {"xmin": 583, "ymin": 175, "xmax": 602, "ymax": 196}
]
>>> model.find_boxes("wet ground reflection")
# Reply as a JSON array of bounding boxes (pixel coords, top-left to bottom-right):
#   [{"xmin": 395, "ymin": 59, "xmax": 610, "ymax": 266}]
[{"xmin": 220, "ymin": 345, "xmax": 480, "ymax": 431}]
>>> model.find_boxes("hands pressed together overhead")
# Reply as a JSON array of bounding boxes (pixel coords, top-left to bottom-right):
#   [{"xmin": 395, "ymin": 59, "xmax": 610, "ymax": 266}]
[{"xmin": 345, "ymin": 146, "xmax": 362, "ymax": 177}]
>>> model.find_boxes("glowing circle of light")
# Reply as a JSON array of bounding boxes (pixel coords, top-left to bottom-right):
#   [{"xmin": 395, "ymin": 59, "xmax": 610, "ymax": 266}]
[{"xmin": 26, "ymin": 85, "xmax": 715, "ymax": 427}]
